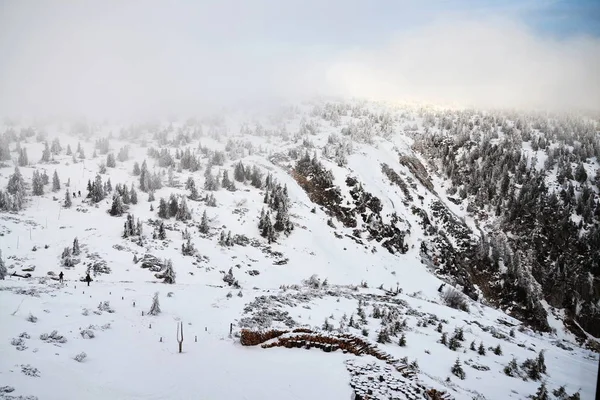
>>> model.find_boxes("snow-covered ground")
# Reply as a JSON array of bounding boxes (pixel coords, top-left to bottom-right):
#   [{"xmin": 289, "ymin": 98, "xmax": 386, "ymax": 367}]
[{"xmin": 0, "ymin": 102, "xmax": 598, "ymax": 399}]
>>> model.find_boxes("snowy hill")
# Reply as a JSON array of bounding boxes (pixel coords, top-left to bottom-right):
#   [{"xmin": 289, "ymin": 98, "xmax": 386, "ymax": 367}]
[{"xmin": 0, "ymin": 100, "xmax": 598, "ymax": 400}]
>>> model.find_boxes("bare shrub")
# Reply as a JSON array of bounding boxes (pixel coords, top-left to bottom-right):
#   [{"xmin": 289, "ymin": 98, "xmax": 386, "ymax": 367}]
[{"xmin": 442, "ymin": 288, "xmax": 469, "ymax": 312}]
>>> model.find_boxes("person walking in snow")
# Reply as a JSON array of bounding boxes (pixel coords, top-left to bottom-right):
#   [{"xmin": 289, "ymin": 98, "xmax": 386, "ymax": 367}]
[
  {"xmin": 85, "ymin": 273, "xmax": 92, "ymax": 286},
  {"xmin": 59, "ymin": 271, "xmax": 64, "ymax": 283}
]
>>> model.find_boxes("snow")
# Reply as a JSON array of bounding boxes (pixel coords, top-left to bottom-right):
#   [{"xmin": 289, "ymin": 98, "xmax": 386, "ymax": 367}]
[{"xmin": 0, "ymin": 101, "xmax": 598, "ymax": 400}]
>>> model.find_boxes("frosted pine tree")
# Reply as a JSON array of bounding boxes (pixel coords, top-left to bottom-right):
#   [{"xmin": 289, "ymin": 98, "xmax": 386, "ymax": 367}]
[
  {"xmin": 199, "ymin": 210, "xmax": 209, "ymax": 234},
  {"xmin": 52, "ymin": 170, "xmax": 61, "ymax": 192},
  {"xmin": 32, "ymin": 170, "xmax": 44, "ymax": 196},
  {"xmin": 73, "ymin": 237, "xmax": 81, "ymax": 256},
  {"xmin": 64, "ymin": 190, "xmax": 72, "ymax": 208},
  {"xmin": 148, "ymin": 292, "xmax": 161, "ymax": 315}
]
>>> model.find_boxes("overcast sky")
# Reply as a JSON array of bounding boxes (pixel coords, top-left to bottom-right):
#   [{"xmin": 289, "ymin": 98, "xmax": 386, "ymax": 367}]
[{"xmin": 0, "ymin": 0, "xmax": 599, "ymax": 119}]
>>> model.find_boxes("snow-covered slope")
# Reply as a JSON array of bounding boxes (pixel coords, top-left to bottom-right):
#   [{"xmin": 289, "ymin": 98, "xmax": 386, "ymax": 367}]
[{"xmin": 0, "ymin": 101, "xmax": 598, "ymax": 400}]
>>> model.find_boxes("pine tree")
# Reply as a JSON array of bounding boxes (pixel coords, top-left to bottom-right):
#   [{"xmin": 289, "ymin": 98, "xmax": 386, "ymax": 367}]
[
  {"xmin": 18, "ymin": 147, "xmax": 28, "ymax": 166},
  {"xmin": 158, "ymin": 222, "xmax": 166, "ymax": 240},
  {"xmin": 66, "ymin": 144, "xmax": 72, "ymax": 155},
  {"xmin": 478, "ymin": 342, "xmax": 486, "ymax": 355},
  {"xmin": 32, "ymin": 170, "xmax": 44, "ymax": 196},
  {"xmin": 158, "ymin": 259, "xmax": 175, "ymax": 284},
  {"xmin": 399, "ymin": 333, "xmax": 406, "ymax": 346},
  {"xmin": 199, "ymin": 210, "xmax": 209, "ymax": 234},
  {"xmin": 91, "ymin": 174, "xmax": 105, "ymax": 203},
  {"xmin": 176, "ymin": 198, "xmax": 191, "ymax": 221},
  {"xmin": 536, "ymin": 350, "xmax": 546, "ymax": 374},
  {"xmin": 109, "ymin": 195, "xmax": 125, "ymax": 216},
  {"xmin": 106, "ymin": 153, "xmax": 116, "ymax": 167},
  {"xmin": 133, "ymin": 162, "xmax": 141, "ymax": 176},
  {"xmin": 73, "ymin": 237, "xmax": 81, "ymax": 256},
  {"xmin": 41, "ymin": 142, "xmax": 51, "ymax": 162},
  {"xmin": 158, "ymin": 198, "xmax": 169, "ymax": 218},
  {"xmin": 41, "ymin": 170, "xmax": 49, "ymax": 185},
  {"xmin": 494, "ymin": 344, "xmax": 502, "ymax": 355},
  {"xmin": 574, "ymin": 163, "xmax": 587, "ymax": 184},
  {"xmin": 451, "ymin": 358, "xmax": 465, "ymax": 380},
  {"xmin": 129, "ymin": 185, "xmax": 138, "ymax": 204},
  {"xmin": 52, "ymin": 170, "xmax": 60, "ymax": 192},
  {"xmin": 531, "ymin": 382, "xmax": 549, "ymax": 400},
  {"xmin": 51, "ymin": 138, "xmax": 62, "ymax": 154},
  {"xmin": 64, "ymin": 189, "xmax": 72, "ymax": 208},
  {"xmin": 440, "ymin": 332, "xmax": 448, "ymax": 345},
  {"xmin": 148, "ymin": 292, "xmax": 161, "ymax": 315},
  {"xmin": 168, "ymin": 194, "xmax": 179, "ymax": 217}
]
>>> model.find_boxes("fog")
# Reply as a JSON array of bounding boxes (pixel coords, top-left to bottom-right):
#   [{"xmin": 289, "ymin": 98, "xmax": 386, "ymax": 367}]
[{"xmin": 1, "ymin": 0, "xmax": 599, "ymax": 120}]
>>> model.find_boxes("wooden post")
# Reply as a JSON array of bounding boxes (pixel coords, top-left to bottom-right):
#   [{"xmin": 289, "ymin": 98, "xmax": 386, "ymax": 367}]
[
  {"xmin": 230, "ymin": 323, "xmax": 233, "ymax": 335},
  {"xmin": 177, "ymin": 322, "xmax": 184, "ymax": 353}
]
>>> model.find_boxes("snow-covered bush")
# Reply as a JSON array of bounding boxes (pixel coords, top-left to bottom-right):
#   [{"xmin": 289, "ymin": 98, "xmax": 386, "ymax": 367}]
[
  {"xmin": 97, "ymin": 301, "xmax": 115, "ymax": 313},
  {"xmin": 27, "ymin": 313, "xmax": 38, "ymax": 323},
  {"xmin": 74, "ymin": 352, "xmax": 87, "ymax": 362},
  {"xmin": 442, "ymin": 288, "xmax": 469, "ymax": 312},
  {"xmin": 80, "ymin": 329, "xmax": 95, "ymax": 339},
  {"xmin": 39, "ymin": 330, "xmax": 67, "ymax": 343},
  {"xmin": 11, "ymin": 337, "xmax": 27, "ymax": 351},
  {"xmin": 304, "ymin": 274, "xmax": 321, "ymax": 289},
  {"xmin": 21, "ymin": 364, "xmax": 40, "ymax": 377}
]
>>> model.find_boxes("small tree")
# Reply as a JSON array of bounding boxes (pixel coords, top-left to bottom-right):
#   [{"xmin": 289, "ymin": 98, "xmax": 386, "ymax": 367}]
[
  {"xmin": 377, "ymin": 328, "xmax": 390, "ymax": 344},
  {"xmin": 109, "ymin": 195, "xmax": 125, "ymax": 216},
  {"xmin": 531, "ymin": 381, "xmax": 549, "ymax": 400},
  {"xmin": 64, "ymin": 190, "xmax": 72, "ymax": 208},
  {"xmin": 106, "ymin": 153, "xmax": 116, "ymax": 168},
  {"xmin": 399, "ymin": 333, "xmax": 407, "ymax": 347},
  {"xmin": 52, "ymin": 170, "xmax": 61, "ymax": 192},
  {"xmin": 451, "ymin": 358, "xmax": 465, "ymax": 380},
  {"xmin": 478, "ymin": 342, "xmax": 486, "ymax": 355},
  {"xmin": 440, "ymin": 332, "xmax": 448, "ymax": 345},
  {"xmin": 504, "ymin": 357, "xmax": 520, "ymax": 377},
  {"xmin": 494, "ymin": 344, "xmax": 503, "ymax": 355},
  {"xmin": 148, "ymin": 292, "xmax": 161, "ymax": 315},
  {"xmin": 199, "ymin": 210, "xmax": 209, "ymax": 234},
  {"xmin": 322, "ymin": 318, "xmax": 333, "ymax": 331},
  {"xmin": 72, "ymin": 237, "xmax": 81, "ymax": 256}
]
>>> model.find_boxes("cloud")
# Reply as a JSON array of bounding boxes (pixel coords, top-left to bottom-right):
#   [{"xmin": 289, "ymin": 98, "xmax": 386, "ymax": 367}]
[
  {"xmin": 325, "ymin": 17, "xmax": 600, "ymax": 111},
  {"xmin": 0, "ymin": 1, "xmax": 598, "ymax": 119}
]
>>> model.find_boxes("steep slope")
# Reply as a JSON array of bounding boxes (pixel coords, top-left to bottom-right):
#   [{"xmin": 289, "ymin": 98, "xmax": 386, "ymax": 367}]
[{"xmin": 0, "ymin": 100, "xmax": 598, "ymax": 400}]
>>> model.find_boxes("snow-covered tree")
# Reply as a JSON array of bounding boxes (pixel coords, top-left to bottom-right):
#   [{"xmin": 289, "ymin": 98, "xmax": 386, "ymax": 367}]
[
  {"xmin": 73, "ymin": 237, "xmax": 81, "ymax": 256},
  {"xmin": 109, "ymin": 195, "xmax": 125, "ymax": 216},
  {"xmin": 157, "ymin": 259, "xmax": 175, "ymax": 284},
  {"xmin": 32, "ymin": 170, "xmax": 44, "ymax": 196},
  {"xmin": 64, "ymin": 190, "xmax": 72, "ymax": 208},
  {"xmin": 41, "ymin": 142, "xmax": 51, "ymax": 162},
  {"xmin": 148, "ymin": 292, "xmax": 161, "ymax": 315},
  {"xmin": 129, "ymin": 184, "xmax": 138, "ymax": 205},
  {"xmin": 176, "ymin": 197, "xmax": 191, "ymax": 221},
  {"xmin": 199, "ymin": 210, "xmax": 209, "ymax": 234},
  {"xmin": 52, "ymin": 170, "xmax": 60, "ymax": 192},
  {"xmin": 106, "ymin": 153, "xmax": 116, "ymax": 168}
]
